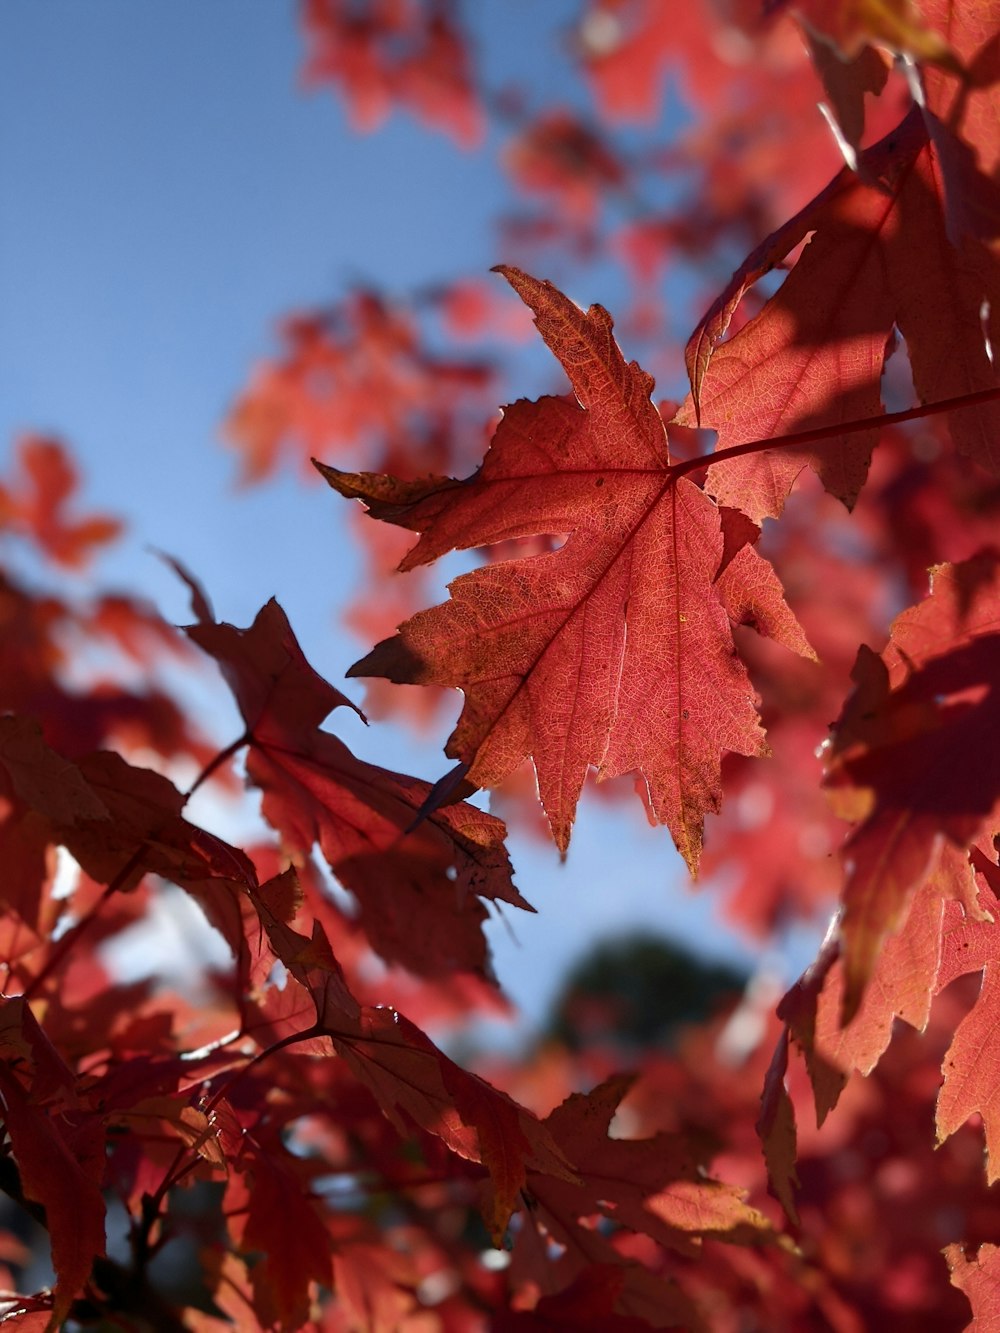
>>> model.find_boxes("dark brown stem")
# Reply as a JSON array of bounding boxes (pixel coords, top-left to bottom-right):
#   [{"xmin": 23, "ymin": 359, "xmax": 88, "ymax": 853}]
[{"xmin": 183, "ymin": 732, "xmax": 250, "ymax": 802}]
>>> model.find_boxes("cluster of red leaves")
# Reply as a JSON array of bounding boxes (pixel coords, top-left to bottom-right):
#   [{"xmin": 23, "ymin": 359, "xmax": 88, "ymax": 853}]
[
  {"xmin": 299, "ymin": 0, "xmax": 482, "ymax": 146},
  {"xmin": 0, "ymin": 448, "xmax": 775, "ymax": 1330},
  {"xmin": 7, "ymin": 0, "xmax": 1000, "ymax": 1330}
]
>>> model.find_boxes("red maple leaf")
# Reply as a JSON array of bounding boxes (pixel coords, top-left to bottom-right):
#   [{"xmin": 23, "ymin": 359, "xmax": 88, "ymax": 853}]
[
  {"xmin": 493, "ymin": 1263, "xmax": 657, "ymax": 1331},
  {"xmin": 184, "ymin": 593, "xmax": 530, "ymax": 980},
  {"xmin": 677, "ymin": 65, "xmax": 1000, "ymax": 522},
  {"xmin": 237, "ymin": 1143, "xmax": 333, "ymax": 1330},
  {"xmin": 0, "ymin": 436, "xmax": 121, "ymax": 569},
  {"xmin": 321, "ymin": 1005, "xmax": 575, "ymax": 1242},
  {"xmin": 530, "ymin": 1075, "xmax": 768, "ymax": 1256},
  {"xmin": 825, "ymin": 552, "xmax": 1000, "ymax": 1018},
  {"xmin": 0, "ymin": 998, "xmax": 106, "ymax": 1329},
  {"xmin": 300, "ymin": 0, "xmax": 483, "ymax": 146},
  {"xmin": 318, "ymin": 268, "xmax": 812, "ymax": 868}
]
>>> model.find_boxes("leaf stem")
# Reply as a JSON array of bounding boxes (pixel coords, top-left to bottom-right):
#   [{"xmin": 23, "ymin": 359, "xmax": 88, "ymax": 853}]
[
  {"xmin": 22, "ymin": 848, "xmax": 145, "ymax": 1000},
  {"xmin": 146, "ymin": 1025, "xmax": 323, "ymax": 1210},
  {"xmin": 671, "ymin": 384, "xmax": 1000, "ymax": 482},
  {"xmin": 22, "ymin": 736, "xmax": 252, "ymax": 1001},
  {"xmin": 183, "ymin": 731, "xmax": 250, "ymax": 802}
]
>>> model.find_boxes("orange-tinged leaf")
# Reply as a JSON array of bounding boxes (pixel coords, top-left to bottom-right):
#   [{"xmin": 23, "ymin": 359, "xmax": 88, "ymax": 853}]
[
  {"xmin": 331, "ymin": 1245, "xmax": 420, "ymax": 1333},
  {"xmin": 936, "ymin": 966, "xmax": 1000, "ymax": 1180},
  {"xmin": 320, "ymin": 269, "xmax": 813, "ymax": 868},
  {"xmin": 443, "ymin": 1064, "xmax": 534, "ymax": 1244},
  {"xmin": 812, "ymin": 870, "xmax": 946, "ymax": 1095},
  {"xmin": 791, "ymin": 0, "xmax": 960, "ymax": 66},
  {"xmin": 946, "ymin": 1242, "xmax": 1000, "ymax": 1330},
  {"xmin": 774, "ymin": 852, "xmax": 957, "ymax": 1148},
  {"xmin": 714, "ymin": 509, "xmax": 816, "ymax": 659}
]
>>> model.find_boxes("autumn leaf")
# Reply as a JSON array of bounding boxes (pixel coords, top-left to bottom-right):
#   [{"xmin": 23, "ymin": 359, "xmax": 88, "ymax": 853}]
[
  {"xmin": 183, "ymin": 596, "xmax": 528, "ymax": 979},
  {"xmin": 757, "ymin": 1028, "xmax": 800, "ymax": 1224},
  {"xmin": 247, "ymin": 869, "xmax": 359, "ymax": 1029},
  {"xmin": 677, "ymin": 98, "xmax": 1000, "ymax": 521},
  {"xmin": 760, "ymin": 845, "xmax": 969, "ymax": 1209},
  {"xmin": 493, "ymin": 1264, "xmax": 657, "ymax": 1331},
  {"xmin": 808, "ymin": 867, "xmax": 949, "ymax": 1112},
  {"xmin": 0, "ymin": 436, "xmax": 122, "ymax": 569},
  {"xmin": 241, "ymin": 1146, "xmax": 333, "ymax": 1331},
  {"xmin": 0, "ymin": 718, "xmax": 107, "ymax": 942},
  {"xmin": 300, "ymin": 0, "xmax": 483, "ymax": 146},
  {"xmin": 331, "ymin": 1245, "xmax": 422, "ymax": 1333},
  {"xmin": 825, "ymin": 551, "xmax": 1000, "ymax": 1019},
  {"xmin": 0, "ymin": 1001, "xmax": 106, "ymax": 1331},
  {"xmin": 945, "ymin": 1241, "xmax": 1000, "ymax": 1330},
  {"xmin": 11, "ymin": 4, "xmax": 1000, "ymax": 1326},
  {"xmin": 788, "ymin": 0, "xmax": 960, "ymax": 66},
  {"xmin": 325, "ymin": 1004, "xmax": 575, "ymax": 1240},
  {"xmin": 319, "ymin": 268, "xmax": 812, "ymax": 868},
  {"xmin": 530, "ymin": 1075, "xmax": 770, "ymax": 1255},
  {"xmin": 929, "ymin": 848, "xmax": 1000, "ymax": 1178}
]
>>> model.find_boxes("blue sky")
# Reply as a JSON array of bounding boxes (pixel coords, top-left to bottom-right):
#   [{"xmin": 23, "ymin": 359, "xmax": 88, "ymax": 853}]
[{"xmin": 0, "ymin": 2, "xmax": 801, "ymax": 1030}]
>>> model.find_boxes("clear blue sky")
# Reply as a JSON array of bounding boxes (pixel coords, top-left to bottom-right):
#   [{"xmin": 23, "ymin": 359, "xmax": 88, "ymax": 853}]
[{"xmin": 0, "ymin": 2, "xmax": 801, "ymax": 1031}]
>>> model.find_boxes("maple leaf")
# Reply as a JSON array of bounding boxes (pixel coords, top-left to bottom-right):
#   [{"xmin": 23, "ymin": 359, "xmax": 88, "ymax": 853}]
[
  {"xmin": 0, "ymin": 998, "xmax": 106, "ymax": 1331},
  {"xmin": 757, "ymin": 841, "xmax": 976, "ymax": 1213},
  {"xmin": 0, "ymin": 436, "xmax": 122, "ymax": 569},
  {"xmin": 223, "ymin": 292, "xmax": 494, "ymax": 485},
  {"xmin": 318, "ymin": 268, "xmax": 813, "ymax": 867},
  {"xmin": 246, "ymin": 867, "xmax": 360, "ymax": 1030},
  {"xmin": 239, "ymin": 1145, "xmax": 333, "ymax": 1331},
  {"xmin": 0, "ymin": 717, "xmax": 107, "ymax": 942},
  {"xmin": 300, "ymin": 0, "xmax": 483, "ymax": 146},
  {"xmin": 0, "ymin": 717, "xmax": 109, "ymax": 829},
  {"xmin": 493, "ymin": 1264, "xmax": 657, "ymax": 1331},
  {"xmin": 503, "ymin": 112, "xmax": 627, "ymax": 221},
  {"xmin": 325, "ymin": 1004, "xmax": 575, "ymax": 1241},
  {"xmin": 930, "ymin": 849, "xmax": 1000, "ymax": 1177},
  {"xmin": 825, "ymin": 551, "xmax": 1000, "ymax": 1019},
  {"xmin": 945, "ymin": 1241, "xmax": 1000, "ymax": 1330},
  {"xmin": 808, "ymin": 865, "xmax": 950, "ymax": 1108},
  {"xmin": 62, "ymin": 752, "xmax": 257, "ymax": 895},
  {"xmin": 757, "ymin": 1028, "xmax": 800, "ymax": 1224},
  {"xmin": 331, "ymin": 1245, "xmax": 423, "ymax": 1333},
  {"xmin": 677, "ymin": 97, "xmax": 1000, "ymax": 521},
  {"xmin": 185, "ymin": 595, "xmax": 529, "ymax": 979},
  {"xmin": 787, "ymin": 0, "xmax": 960, "ymax": 66},
  {"xmin": 529, "ymin": 1075, "xmax": 770, "ymax": 1256}
]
